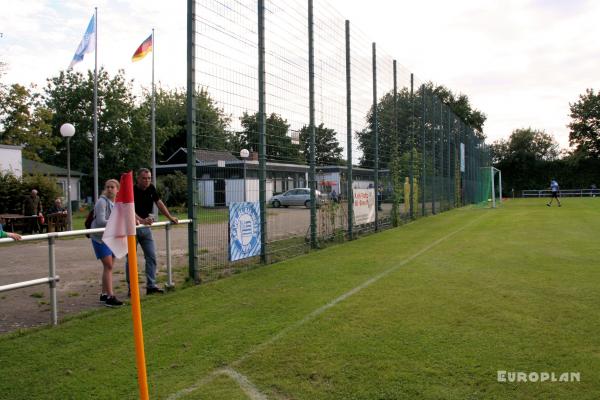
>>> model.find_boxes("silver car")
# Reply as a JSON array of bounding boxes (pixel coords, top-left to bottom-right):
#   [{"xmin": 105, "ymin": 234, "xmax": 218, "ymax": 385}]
[{"xmin": 270, "ymin": 188, "xmax": 323, "ymax": 208}]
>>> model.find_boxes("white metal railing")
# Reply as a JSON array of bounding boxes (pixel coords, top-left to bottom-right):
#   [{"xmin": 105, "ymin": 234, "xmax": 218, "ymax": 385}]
[
  {"xmin": 0, "ymin": 219, "xmax": 191, "ymax": 326},
  {"xmin": 522, "ymin": 189, "xmax": 599, "ymax": 198}
]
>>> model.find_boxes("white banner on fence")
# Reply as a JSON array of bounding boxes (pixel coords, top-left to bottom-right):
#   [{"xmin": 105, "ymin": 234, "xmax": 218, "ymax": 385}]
[{"xmin": 353, "ymin": 188, "xmax": 375, "ymax": 225}]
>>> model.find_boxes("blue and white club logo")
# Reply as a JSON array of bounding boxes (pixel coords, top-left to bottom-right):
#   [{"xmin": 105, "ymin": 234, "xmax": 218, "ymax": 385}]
[{"xmin": 229, "ymin": 202, "xmax": 261, "ymax": 261}]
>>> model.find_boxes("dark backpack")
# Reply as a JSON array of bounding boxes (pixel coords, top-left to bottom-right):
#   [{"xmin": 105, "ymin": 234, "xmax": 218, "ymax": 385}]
[{"xmin": 84, "ymin": 209, "xmax": 95, "ymax": 238}]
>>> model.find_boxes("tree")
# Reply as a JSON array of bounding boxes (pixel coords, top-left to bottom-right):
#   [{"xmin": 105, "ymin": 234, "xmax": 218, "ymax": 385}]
[
  {"xmin": 239, "ymin": 112, "xmax": 301, "ymax": 162},
  {"xmin": 157, "ymin": 87, "xmax": 233, "ymax": 157},
  {"xmin": 44, "ymin": 68, "xmax": 146, "ymax": 196},
  {"xmin": 568, "ymin": 88, "xmax": 600, "ymax": 158},
  {"xmin": 0, "ymin": 83, "xmax": 57, "ymax": 161},
  {"xmin": 356, "ymin": 82, "xmax": 486, "ymax": 169},
  {"xmin": 426, "ymin": 83, "xmax": 487, "ymax": 136},
  {"xmin": 492, "ymin": 128, "xmax": 560, "ymax": 192},
  {"xmin": 492, "ymin": 128, "xmax": 559, "ymax": 163},
  {"xmin": 299, "ymin": 123, "xmax": 343, "ymax": 165}
]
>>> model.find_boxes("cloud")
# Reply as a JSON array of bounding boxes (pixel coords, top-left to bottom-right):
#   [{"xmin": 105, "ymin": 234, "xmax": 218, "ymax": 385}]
[{"xmin": 2, "ymin": 0, "xmax": 599, "ymax": 151}]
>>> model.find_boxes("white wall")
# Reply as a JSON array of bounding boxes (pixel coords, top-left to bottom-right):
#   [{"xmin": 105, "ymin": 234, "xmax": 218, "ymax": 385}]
[
  {"xmin": 225, "ymin": 178, "xmax": 272, "ymax": 205},
  {"xmin": 0, "ymin": 146, "xmax": 22, "ymax": 177},
  {"xmin": 56, "ymin": 177, "xmax": 81, "ymax": 202},
  {"xmin": 198, "ymin": 180, "xmax": 214, "ymax": 207}
]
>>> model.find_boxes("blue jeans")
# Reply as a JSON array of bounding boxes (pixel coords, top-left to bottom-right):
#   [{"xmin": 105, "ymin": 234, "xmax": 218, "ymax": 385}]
[{"xmin": 125, "ymin": 227, "xmax": 158, "ymax": 289}]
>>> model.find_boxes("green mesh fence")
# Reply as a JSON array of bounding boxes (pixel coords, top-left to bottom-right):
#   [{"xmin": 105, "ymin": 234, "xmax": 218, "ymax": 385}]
[{"xmin": 183, "ymin": 0, "xmax": 494, "ymax": 282}]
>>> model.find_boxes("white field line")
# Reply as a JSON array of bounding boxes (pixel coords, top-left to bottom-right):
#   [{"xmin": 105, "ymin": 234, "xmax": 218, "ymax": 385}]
[
  {"xmin": 167, "ymin": 213, "xmax": 487, "ymax": 400},
  {"xmin": 218, "ymin": 367, "xmax": 269, "ymax": 400}
]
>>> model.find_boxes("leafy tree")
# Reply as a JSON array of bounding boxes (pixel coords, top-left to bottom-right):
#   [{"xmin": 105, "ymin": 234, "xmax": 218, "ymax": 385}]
[
  {"xmin": 239, "ymin": 112, "xmax": 301, "ymax": 162},
  {"xmin": 43, "ymin": 68, "xmax": 146, "ymax": 196},
  {"xmin": 0, "ymin": 171, "xmax": 62, "ymax": 214},
  {"xmin": 356, "ymin": 83, "xmax": 486, "ymax": 169},
  {"xmin": 492, "ymin": 128, "xmax": 559, "ymax": 163},
  {"xmin": 158, "ymin": 171, "xmax": 187, "ymax": 208},
  {"xmin": 492, "ymin": 128, "xmax": 559, "ymax": 192},
  {"xmin": 299, "ymin": 123, "xmax": 343, "ymax": 165},
  {"xmin": 158, "ymin": 87, "xmax": 233, "ymax": 156},
  {"xmin": 424, "ymin": 83, "xmax": 486, "ymax": 136},
  {"xmin": 133, "ymin": 86, "xmax": 185, "ymax": 161},
  {"xmin": 568, "ymin": 88, "xmax": 600, "ymax": 158},
  {"xmin": 0, "ymin": 83, "xmax": 58, "ymax": 161}
]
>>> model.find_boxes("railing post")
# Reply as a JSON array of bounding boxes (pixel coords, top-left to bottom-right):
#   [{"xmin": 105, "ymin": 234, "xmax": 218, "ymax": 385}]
[
  {"xmin": 48, "ymin": 235, "xmax": 58, "ymax": 326},
  {"xmin": 165, "ymin": 224, "xmax": 174, "ymax": 288}
]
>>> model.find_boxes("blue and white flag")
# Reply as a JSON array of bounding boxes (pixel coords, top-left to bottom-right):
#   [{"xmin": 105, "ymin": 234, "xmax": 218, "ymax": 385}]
[
  {"xmin": 68, "ymin": 14, "xmax": 96, "ymax": 70},
  {"xmin": 229, "ymin": 202, "xmax": 261, "ymax": 262}
]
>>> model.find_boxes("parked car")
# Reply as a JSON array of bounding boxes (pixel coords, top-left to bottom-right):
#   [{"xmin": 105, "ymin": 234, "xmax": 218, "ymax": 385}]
[{"xmin": 270, "ymin": 188, "xmax": 324, "ymax": 208}]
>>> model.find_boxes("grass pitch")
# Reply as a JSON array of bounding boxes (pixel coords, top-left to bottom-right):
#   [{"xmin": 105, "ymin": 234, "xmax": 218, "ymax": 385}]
[{"xmin": 1, "ymin": 198, "xmax": 599, "ymax": 399}]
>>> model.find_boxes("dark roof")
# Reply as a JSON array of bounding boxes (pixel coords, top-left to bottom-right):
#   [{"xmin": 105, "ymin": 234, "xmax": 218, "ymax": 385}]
[
  {"xmin": 22, "ymin": 158, "xmax": 85, "ymax": 177},
  {"xmin": 162, "ymin": 148, "xmax": 240, "ymax": 164}
]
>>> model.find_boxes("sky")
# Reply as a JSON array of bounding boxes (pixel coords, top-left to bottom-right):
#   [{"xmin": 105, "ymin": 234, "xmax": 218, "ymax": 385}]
[{"xmin": 2, "ymin": 0, "xmax": 599, "ymax": 150}]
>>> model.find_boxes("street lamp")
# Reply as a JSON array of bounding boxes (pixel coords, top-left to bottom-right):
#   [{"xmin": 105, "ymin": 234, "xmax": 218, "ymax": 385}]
[
  {"xmin": 60, "ymin": 123, "xmax": 75, "ymax": 231},
  {"xmin": 240, "ymin": 149, "xmax": 249, "ymax": 202}
]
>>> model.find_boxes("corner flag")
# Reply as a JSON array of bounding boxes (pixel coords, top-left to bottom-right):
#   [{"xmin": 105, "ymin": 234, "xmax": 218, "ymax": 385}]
[{"xmin": 103, "ymin": 171, "xmax": 149, "ymax": 400}]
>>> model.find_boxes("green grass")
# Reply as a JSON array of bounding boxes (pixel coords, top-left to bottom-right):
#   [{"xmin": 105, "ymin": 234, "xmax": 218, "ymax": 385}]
[{"xmin": 1, "ymin": 198, "xmax": 599, "ymax": 399}]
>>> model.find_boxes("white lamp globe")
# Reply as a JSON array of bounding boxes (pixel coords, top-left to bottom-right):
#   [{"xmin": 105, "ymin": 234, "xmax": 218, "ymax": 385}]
[{"xmin": 60, "ymin": 123, "xmax": 76, "ymax": 138}]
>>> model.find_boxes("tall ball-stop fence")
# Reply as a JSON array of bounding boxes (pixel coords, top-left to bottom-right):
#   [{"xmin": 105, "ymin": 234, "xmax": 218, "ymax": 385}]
[{"xmin": 178, "ymin": 0, "xmax": 493, "ymax": 282}]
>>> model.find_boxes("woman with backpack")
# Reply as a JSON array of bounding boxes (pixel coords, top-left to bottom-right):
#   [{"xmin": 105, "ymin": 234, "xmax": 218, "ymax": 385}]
[{"xmin": 90, "ymin": 179, "xmax": 123, "ymax": 307}]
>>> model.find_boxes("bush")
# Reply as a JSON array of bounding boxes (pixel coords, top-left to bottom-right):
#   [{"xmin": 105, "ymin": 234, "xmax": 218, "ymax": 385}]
[
  {"xmin": 0, "ymin": 172, "xmax": 24, "ymax": 213},
  {"xmin": 0, "ymin": 172, "xmax": 62, "ymax": 214},
  {"xmin": 158, "ymin": 171, "xmax": 187, "ymax": 207}
]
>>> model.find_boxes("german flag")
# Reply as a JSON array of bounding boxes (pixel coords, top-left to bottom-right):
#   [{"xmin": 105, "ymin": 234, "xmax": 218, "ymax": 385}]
[{"xmin": 132, "ymin": 34, "xmax": 153, "ymax": 62}]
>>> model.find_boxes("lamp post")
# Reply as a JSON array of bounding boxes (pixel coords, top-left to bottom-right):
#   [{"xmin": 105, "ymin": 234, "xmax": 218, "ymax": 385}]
[
  {"xmin": 240, "ymin": 149, "xmax": 249, "ymax": 202},
  {"xmin": 60, "ymin": 123, "xmax": 75, "ymax": 230}
]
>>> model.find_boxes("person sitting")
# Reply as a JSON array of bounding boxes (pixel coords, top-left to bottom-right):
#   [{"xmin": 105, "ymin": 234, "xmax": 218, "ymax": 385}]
[{"xmin": 47, "ymin": 198, "xmax": 67, "ymax": 214}]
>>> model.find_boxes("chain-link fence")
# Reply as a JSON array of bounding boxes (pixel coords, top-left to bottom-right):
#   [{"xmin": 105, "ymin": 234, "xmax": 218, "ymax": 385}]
[{"xmin": 177, "ymin": 0, "xmax": 492, "ymax": 282}]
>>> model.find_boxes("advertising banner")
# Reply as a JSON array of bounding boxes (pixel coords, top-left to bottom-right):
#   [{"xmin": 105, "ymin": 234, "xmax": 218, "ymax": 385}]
[
  {"xmin": 229, "ymin": 202, "xmax": 261, "ymax": 261},
  {"xmin": 353, "ymin": 188, "xmax": 375, "ymax": 225}
]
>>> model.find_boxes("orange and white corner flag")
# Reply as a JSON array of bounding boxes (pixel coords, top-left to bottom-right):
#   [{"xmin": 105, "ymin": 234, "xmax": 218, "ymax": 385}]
[{"xmin": 103, "ymin": 171, "xmax": 137, "ymax": 258}]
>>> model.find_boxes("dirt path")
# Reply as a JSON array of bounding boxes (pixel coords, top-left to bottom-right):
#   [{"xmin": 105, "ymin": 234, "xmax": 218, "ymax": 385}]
[{"xmin": 0, "ymin": 208, "xmax": 315, "ymax": 333}]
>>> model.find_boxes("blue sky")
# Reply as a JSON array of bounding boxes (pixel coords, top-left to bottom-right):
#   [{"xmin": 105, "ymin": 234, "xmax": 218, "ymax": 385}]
[{"xmin": 2, "ymin": 0, "xmax": 599, "ymax": 150}]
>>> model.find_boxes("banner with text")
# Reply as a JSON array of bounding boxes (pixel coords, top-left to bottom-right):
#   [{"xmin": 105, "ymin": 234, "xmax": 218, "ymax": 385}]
[{"xmin": 353, "ymin": 188, "xmax": 375, "ymax": 225}]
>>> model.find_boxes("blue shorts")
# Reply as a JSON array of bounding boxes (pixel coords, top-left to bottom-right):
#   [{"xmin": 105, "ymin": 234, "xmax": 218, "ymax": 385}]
[{"xmin": 91, "ymin": 240, "xmax": 115, "ymax": 259}]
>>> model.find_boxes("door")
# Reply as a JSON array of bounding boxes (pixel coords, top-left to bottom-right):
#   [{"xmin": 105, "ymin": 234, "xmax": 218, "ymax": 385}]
[{"xmin": 214, "ymin": 179, "xmax": 226, "ymax": 207}]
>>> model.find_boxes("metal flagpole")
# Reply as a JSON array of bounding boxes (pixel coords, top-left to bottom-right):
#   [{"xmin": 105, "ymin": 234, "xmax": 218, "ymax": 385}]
[
  {"xmin": 93, "ymin": 7, "xmax": 99, "ymax": 202},
  {"xmin": 151, "ymin": 28, "xmax": 156, "ymax": 189},
  {"xmin": 151, "ymin": 28, "xmax": 158, "ymax": 217}
]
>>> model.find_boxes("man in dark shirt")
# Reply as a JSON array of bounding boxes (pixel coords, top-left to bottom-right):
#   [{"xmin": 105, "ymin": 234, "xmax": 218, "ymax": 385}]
[{"xmin": 126, "ymin": 168, "xmax": 179, "ymax": 295}]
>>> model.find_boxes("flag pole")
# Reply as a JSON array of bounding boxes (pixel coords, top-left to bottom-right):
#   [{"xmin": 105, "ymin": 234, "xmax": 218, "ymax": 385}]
[
  {"xmin": 127, "ymin": 235, "xmax": 149, "ymax": 400},
  {"xmin": 151, "ymin": 28, "xmax": 158, "ymax": 217},
  {"xmin": 151, "ymin": 28, "xmax": 156, "ymax": 190},
  {"xmin": 93, "ymin": 7, "xmax": 99, "ymax": 202}
]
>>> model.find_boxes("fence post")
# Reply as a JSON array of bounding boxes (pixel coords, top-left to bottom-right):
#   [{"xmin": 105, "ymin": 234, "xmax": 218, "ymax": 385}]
[
  {"xmin": 372, "ymin": 42, "xmax": 379, "ymax": 231},
  {"xmin": 447, "ymin": 106, "xmax": 451, "ymax": 210},
  {"xmin": 345, "ymin": 20, "xmax": 353, "ymax": 240},
  {"xmin": 48, "ymin": 236, "xmax": 58, "ymax": 326},
  {"xmin": 308, "ymin": 0, "xmax": 317, "ymax": 248},
  {"xmin": 431, "ymin": 95, "xmax": 436, "ymax": 215},
  {"xmin": 392, "ymin": 59, "xmax": 399, "ymax": 225},
  {"xmin": 409, "ymin": 73, "xmax": 415, "ymax": 219},
  {"xmin": 165, "ymin": 224, "xmax": 174, "ymax": 287},
  {"xmin": 258, "ymin": 0, "xmax": 268, "ymax": 261},
  {"xmin": 421, "ymin": 85, "xmax": 426, "ymax": 216},
  {"xmin": 186, "ymin": 0, "xmax": 199, "ymax": 283}
]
